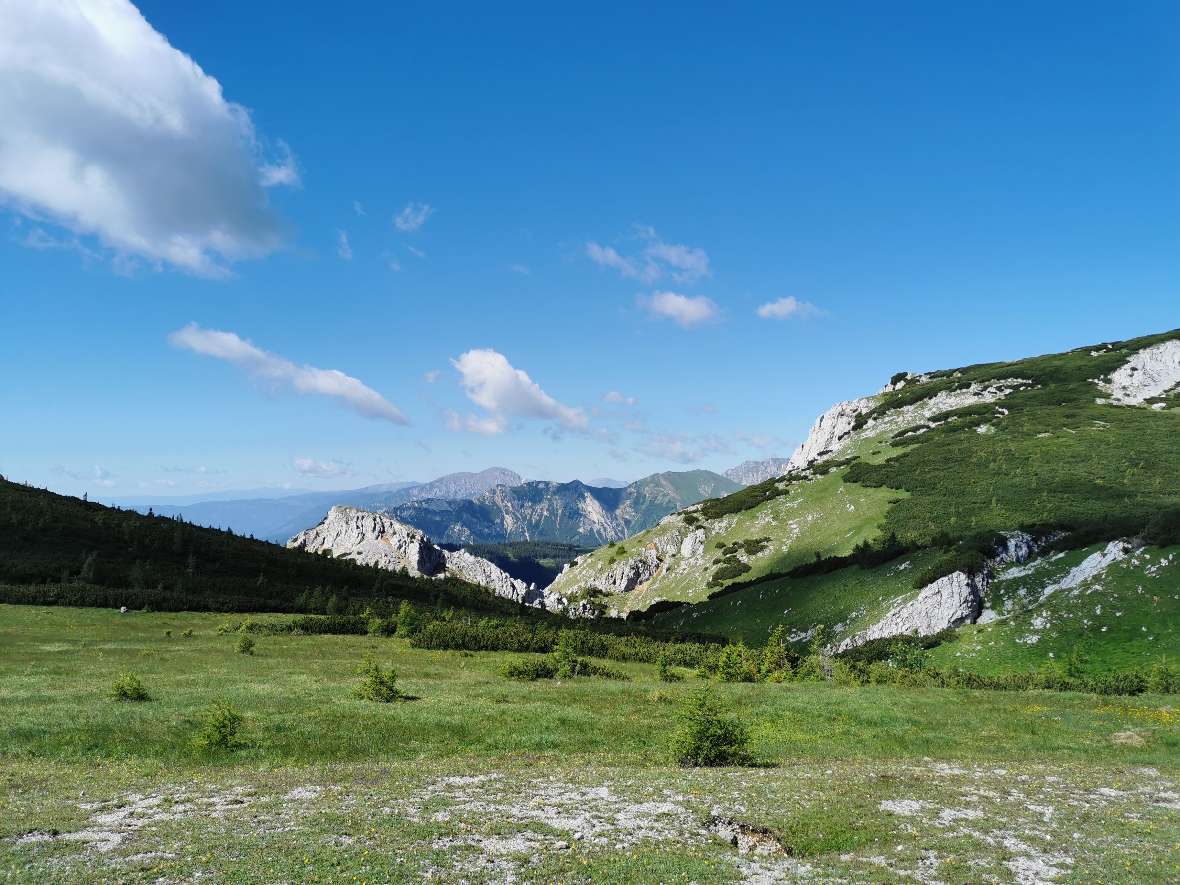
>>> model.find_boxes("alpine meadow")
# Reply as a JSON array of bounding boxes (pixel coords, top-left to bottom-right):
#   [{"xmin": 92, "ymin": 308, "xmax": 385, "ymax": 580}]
[{"xmin": 2, "ymin": 2, "xmax": 1179, "ymax": 884}]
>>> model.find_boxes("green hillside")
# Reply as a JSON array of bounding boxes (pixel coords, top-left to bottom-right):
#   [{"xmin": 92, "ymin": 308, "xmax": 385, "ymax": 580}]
[{"xmin": 552, "ymin": 328, "xmax": 1180, "ymax": 670}]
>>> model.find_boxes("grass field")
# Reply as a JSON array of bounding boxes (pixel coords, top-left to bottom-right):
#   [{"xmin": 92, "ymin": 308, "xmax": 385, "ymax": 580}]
[{"xmin": 2, "ymin": 604, "xmax": 1179, "ymax": 883}]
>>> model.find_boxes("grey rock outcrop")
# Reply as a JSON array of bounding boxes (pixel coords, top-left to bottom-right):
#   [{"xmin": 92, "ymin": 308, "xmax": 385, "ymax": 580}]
[
  {"xmin": 835, "ymin": 532, "xmax": 1041, "ymax": 652},
  {"xmin": 1097, "ymin": 340, "xmax": 1180, "ymax": 405},
  {"xmin": 835, "ymin": 571, "xmax": 983, "ymax": 652},
  {"xmin": 786, "ymin": 397, "xmax": 875, "ymax": 471},
  {"xmin": 288, "ymin": 506, "xmax": 558, "ymax": 609}
]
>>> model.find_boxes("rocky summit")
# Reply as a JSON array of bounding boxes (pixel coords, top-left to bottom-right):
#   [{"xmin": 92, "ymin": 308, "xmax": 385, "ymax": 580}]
[{"xmin": 288, "ymin": 505, "xmax": 564, "ymax": 610}]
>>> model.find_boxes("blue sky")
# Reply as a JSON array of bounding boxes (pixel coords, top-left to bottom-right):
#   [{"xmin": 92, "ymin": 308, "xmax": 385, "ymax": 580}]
[{"xmin": 2, "ymin": 0, "xmax": 1177, "ymax": 498}]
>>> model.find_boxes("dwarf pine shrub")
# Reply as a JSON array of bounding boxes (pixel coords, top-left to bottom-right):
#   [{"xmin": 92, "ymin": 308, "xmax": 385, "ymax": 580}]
[
  {"xmin": 109, "ymin": 672, "xmax": 150, "ymax": 702},
  {"xmin": 671, "ymin": 689, "xmax": 753, "ymax": 767},
  {"xmin": 194, "ymin": 702, "xmax": 244, "ymax": 751},
  {"xmin": 352, "ymin": 659, "xmax": 403, "ymax": 702}
]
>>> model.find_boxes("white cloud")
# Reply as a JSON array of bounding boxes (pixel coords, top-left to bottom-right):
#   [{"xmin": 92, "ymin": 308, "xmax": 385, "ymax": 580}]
[
  {"xmin": 756, "ymin": 296, "xmax": 820, "ymax": 320},
  {"xmin": 52, "ymin": 464, "xmax": 116, "ymax": 487},
  {"xmin": 168, "ymin": 323, "xmax": 408, "ymax": 424},
  {"xmin": 293, "ymin": 457, "xmax": 352, "ymax": 478},
  {"xmin": 642, "ymin": 291, "xmax": 719, "ymax": 327},
  {"xmin": 603, "ymin": 390, "xmax": 637, "ymax": 406},
  {"xmin": 509, "ymin": 263, "xmax": 531, "ymax": 276},
  {"xmin": 586, "ymin": 226, "xmax": 710, "ymax": 285},
  {"xmin": 585, "ymin": 242, "xmax": 649, "ymax": 282},
  {"xmin": 336, "ymin": 230, "xmax": 352, "ymax": 260},
  {"xmin": 0, "ymin": 0, "xmax": 295, "ymax": 276},
  {"xmin": 352, "ymin": 200, "xmax": 366, "ymax": 216},
  {"xmin": 449, "ymin": 349, "xmax": 587, "ymax": 435},
  {"xmin": 394, "ymin": 202, "xmax": 433, "ymax": 232},
  {"xmin": 423, "ymin": 369, "xmax": 440, "ymax": 383},
  {"xmin": 406, "ymin": 244, "xmax": 426, "ymax": 259}
]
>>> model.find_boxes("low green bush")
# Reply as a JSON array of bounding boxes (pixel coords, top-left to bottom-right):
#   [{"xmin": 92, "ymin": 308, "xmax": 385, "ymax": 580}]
[
  {"xmin": 193, "ymin": 702, "xmax": 245, "ymax": 751},
  {"xmin": 352, "ymin": 660, "xmax": 403, "ymax": 702},
  {"xmin": 109, "ymin": 672, "xmax": 150, "ymax": 702},
  {"xmin": 671, "ymin": 689, "xmax": 754, "ymax": 767},
  {"xmin": 237, "ymin": 636, "xmax": 255, "ymax": 655}
]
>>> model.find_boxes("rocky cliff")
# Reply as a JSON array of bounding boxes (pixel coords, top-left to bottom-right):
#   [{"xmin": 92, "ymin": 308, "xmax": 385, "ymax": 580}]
[
  {"xmin": 724, "ymin": 458, "xmax": 791, "ymax": 486},
  {"xmin": 288, "ymin": 506, "xmax": 561, "ymax": 609}
]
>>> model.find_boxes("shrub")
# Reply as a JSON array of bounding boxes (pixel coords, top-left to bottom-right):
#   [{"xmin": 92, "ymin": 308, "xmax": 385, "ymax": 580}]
[
  {"xmin": 236, "ymin": 636, "xmax": 255, "ymax": 655},
  {"xmin": 109, "ymin": 672, "xmax": 150, "ymax": 702},
  {"xmin": 181, "ymin": 629, "xmax": 194, "ymax": 639},
  {"xmin": 367, "ymin": 615, "xmax": 398, "ymax": 637},
  {"xmin": 352, "ymin": 659, "xmax": 403, "ymax": 702},
  {"xmin": 194, "ymin": 702, "xmax": 244, "ymax": 751},
  {"xmin": 671, "ymin": 689, "xmax": 753, "ymax": 767},
  {"xmin": 501, "ymin": 657, "xmax": 559, "ymax": 681},
  {"xmin": 164, "ymin": 630, "xmax": 172, "ymax": 639},
  {"xmin": 1144, "ymin": 508, "xmax": 1180, "ymax": 548},
  {"xmin": 290, "ymin": 614, "xmax": 368, "ymax": 635},
  {"xmin": 396, "ymin": 601, "xmax": 425, "ymax": 636},
  {"xmin": 715, "ymin": 643, "xmax": 759, "ymax": 682},
  {"xmin": 657, "ymin": 652, "xmax": 684, "ymax": 682}
]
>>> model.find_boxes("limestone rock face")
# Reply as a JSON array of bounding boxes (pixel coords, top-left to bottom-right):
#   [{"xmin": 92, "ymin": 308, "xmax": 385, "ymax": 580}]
[
  {"xmin": 289, "ymin": 506, "xmax": 446, "ymax": 575},
  {"xmin": 1097, "ymin": 340, "xmax": 1180, "ymax": 405},
  {"xmin": 724, "ymin": 458, "xmax": 792, "ymax": 486},
  {"xmin": 835, "ymin": 531, "xmax": 1042, "ymax": 652},
  {"xmin": 786, "ymin": 397, "xmax": 875, "ymax": 471},
  {"xmin": 835, "ymin": 571, "xmax": 983, "ymax": 652},
  {"xmin": 288, "ymin": 506, "xmax": 559, "ymax": 610}
]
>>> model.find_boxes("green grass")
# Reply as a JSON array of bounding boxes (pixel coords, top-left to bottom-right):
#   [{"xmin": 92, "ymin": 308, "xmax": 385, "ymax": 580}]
[
  {"xmin": 930, "ymin": 543, "xmax": 1180, "ymax": 674},
  {"xmin": 2, "ymin": 605, "xmax": 1178, "ymax": 883}
]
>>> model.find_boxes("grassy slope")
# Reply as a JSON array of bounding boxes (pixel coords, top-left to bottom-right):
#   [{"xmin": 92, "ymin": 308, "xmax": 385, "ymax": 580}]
[
  {"xmin": 555, "ymin": 470, "xmax": 900, "ymax": 613},
  {"xmin": 1, "ymin": 606, "xmax": 1177, "ymax": 883},
  {"xmin": 561, "ymin": 328, "xmax": 1180, "ymax": 665}
]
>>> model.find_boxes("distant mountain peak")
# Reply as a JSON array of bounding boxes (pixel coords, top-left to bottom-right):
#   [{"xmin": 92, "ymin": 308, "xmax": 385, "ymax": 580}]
[{"xmin": 724, "ymin": 458, "xmax": 791, "ymax": 486}]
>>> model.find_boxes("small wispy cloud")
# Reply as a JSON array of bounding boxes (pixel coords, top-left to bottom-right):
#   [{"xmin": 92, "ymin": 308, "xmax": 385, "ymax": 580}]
[
  {"xmin": 641, "ymin": 291, "xmax": 719, "ymax": 327},
  {"xmin": 168, "ymin": 323, "xmax": 408, "ymax": 424},
  {"xmin": 394, "ymin": 202, "xmax": 434, "ymax": 233},
  {"xmin": 756, "ymin": 296, "xmax": 820, "ymax": 320},
  {"xmin": 603, "ymin": 390, "xmax": 637, "ymax": 406},
  {"xmin": 634, "ymin": 432, "xmax": 732, "ymax": 465},
  {"xmin": 423, "ymin": 369, "xmax": 440, "ymax": 383},
  {"xmin": 509, "ymin": 263, "xmax": 531, "ymax": 276},
  {"xmin": 406, "ymin": 245, "xmax": 426, "ymax": 259},
  {"xmin": 52, "ymin": 464, "xmax": 116, "ymax": 487},
  {"xmin": 353, "ymin": 200, "xmax": 366, "ymax": 216},
  {"xmin": 293, "ymin": 456, "xmax": 353, "ymax": 478},
  {"xmin": 160, "ymin": 464, "xmax": 226, "ymax": 476},
  {"xmin": 449, "ymin": 349, "xmax": 587, "ymax": 435},
  {"xmin": 336, "ymin": 229, "xmax": 352, "ymax": 260},
  {"xmin": 586, "ymin": 226, "xmax": 710, "ymax": 285},
  {"xmin": 258, "ymin": 140, "xmax": 300, "ymax": 188}
]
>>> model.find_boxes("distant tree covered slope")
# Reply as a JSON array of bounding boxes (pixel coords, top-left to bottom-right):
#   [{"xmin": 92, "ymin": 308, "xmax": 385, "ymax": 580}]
[{"xmin": 0, "ymin": 477, "xmax": 525, "ymax": 615}]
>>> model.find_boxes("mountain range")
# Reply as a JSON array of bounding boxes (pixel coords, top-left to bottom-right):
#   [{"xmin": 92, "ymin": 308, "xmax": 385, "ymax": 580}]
[
  {"xmin": 119, "ymin": 468, "xmax": 523, "ymax": 543},
  {"xmin": 386, "ymin": 470, "xmax": 742, "ymax": 546}
]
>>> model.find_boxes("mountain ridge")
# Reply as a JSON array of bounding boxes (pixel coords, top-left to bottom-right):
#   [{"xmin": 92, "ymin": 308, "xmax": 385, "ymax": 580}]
[
  {"xmin": 386, "ymin": 470, "xmax": 740, "ymax": 546},
  {"xmin": 549, "ymin": 327, "xmax": 1180, "ymax": 669}
]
